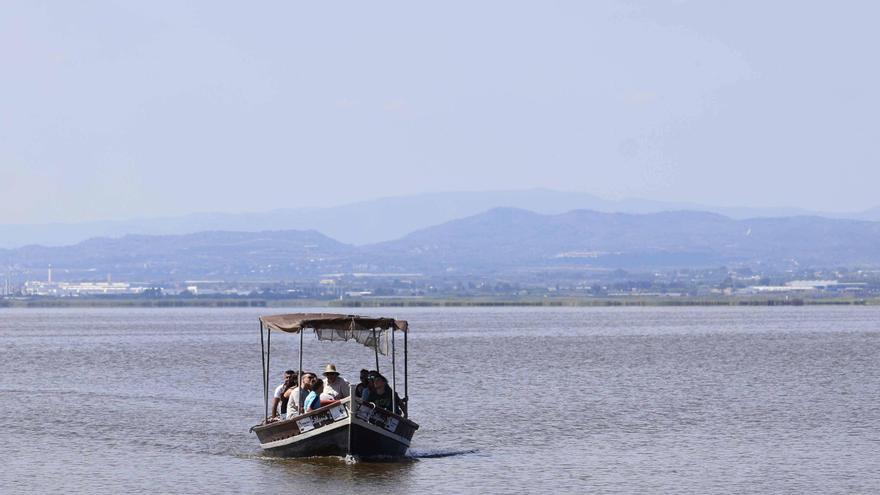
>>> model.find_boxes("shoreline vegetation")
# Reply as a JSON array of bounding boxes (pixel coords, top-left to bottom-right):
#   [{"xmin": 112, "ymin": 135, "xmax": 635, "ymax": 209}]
[{"xmin": 1, "ymin": 296, "xmax": 877, "ymax": 308}]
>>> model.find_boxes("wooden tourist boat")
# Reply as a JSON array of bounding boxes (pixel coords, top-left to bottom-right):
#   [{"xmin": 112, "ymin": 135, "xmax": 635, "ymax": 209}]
[{"xmin": 251, "ymin": 313, "xmax": 419, "ymax": 458}]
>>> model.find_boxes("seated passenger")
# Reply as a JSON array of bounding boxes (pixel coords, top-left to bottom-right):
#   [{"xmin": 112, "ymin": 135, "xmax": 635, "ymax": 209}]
[
  {"xmin": 321, "ymin": 364, "xmax": 350, "ymax": 400},
  {"xmin": 360, "ymin": 369, "xmax": 379, "ymax": 401},
  {"xmin": 304, "ymin": 378, "xmax": 324, "ymax": 413},
  {"xmin": 270, "ymin": 370, "xmax": 297, "ymax": 420},
  {"xmin": 354, "ymin": 369, "xmax": 370, "ymax": 399},
  {"xmin": 285, "ymin": 372, "xmax": 317, "ymax": 419},
  {"xmin": 364, "ymin": 373, "xmax": 405, "ymax": 415}
]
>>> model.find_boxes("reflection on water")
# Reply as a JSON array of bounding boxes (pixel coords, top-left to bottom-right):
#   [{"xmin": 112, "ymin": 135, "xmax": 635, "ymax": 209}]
[
  {"xmin": 1, "ymin": 306, "xmax": 879, "ymax": 494},
  {"xmin": 257, "ymin": 455, "xmax": 418, "ymax": 480}
]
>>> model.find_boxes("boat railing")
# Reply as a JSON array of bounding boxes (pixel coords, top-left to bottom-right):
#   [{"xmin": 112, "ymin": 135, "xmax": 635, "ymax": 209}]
[
  {"xmin": 252, "ymin": 393, "xmax": 418, "ymax": 446},
  {"xmin": 251, "ymin": 396, "xmax": 351, "ymax": 434},
  {"xmin": 287, "ymin": 395, "xmax": 352, "ymax": 422},
  {"xmin": 350, "ymin": 396, "xmax": 419, "ymax": 435},
  {"xmin": 351, "ymin": 396, "xmax": 393, "ymax": 420}
]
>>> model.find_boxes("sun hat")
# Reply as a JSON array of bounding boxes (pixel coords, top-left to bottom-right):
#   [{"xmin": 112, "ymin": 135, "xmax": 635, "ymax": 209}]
[{"xmin": 322, "ymin": 364, "xmax": 340, "ymax": 375}]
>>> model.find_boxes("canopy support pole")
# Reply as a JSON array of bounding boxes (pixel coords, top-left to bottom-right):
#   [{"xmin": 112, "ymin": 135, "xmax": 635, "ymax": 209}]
[
  {"xmin": 372, "ymin": 328, "xmax": 380, "ymax": 372},
  {"xmin": 260, "ymin": 321, "xmax": 267, "ymax": 422},
  {"xmin": 266, "ymin": 327, "xmax": 271, "ymax": 417},
  {"xmin": 403, "ymin": 327, "xmax": 408, "ymax": 418},
  {"xmin": 298, "ymin": 327, "xmax": 304, "ymax": 414},
  {"xmin": 391, "ymin": 327, "xmax": 397, "ymax": 415}
]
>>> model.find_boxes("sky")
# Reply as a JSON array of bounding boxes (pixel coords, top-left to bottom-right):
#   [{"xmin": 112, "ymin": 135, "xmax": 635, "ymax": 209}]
[{"xmin": 2, "ymin": 1, "xmax": 879, "ymax": 224}]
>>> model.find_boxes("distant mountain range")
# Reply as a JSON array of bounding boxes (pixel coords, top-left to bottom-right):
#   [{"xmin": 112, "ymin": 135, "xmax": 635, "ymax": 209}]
[
  {"xmin": 367, "ymin": 208, "xmax": 880, "ymax": 273},
  {"xmin": 2, "ymin": 189, "xmax": 879, "ymax": 249},
  {"xmin": 3, "ymin": 207, "xmax": 880, "ymax": 282}
]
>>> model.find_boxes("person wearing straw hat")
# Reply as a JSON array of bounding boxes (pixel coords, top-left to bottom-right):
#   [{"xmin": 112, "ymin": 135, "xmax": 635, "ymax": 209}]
[{"xmin": 321, "ymin": 363, "xmax": 350, "ymax": 401}]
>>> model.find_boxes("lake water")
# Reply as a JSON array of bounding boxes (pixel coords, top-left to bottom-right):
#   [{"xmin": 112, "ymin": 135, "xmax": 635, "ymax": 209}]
[{"xmin": 1, "ymin": 306, "xmax": 878, "ymax": 494}]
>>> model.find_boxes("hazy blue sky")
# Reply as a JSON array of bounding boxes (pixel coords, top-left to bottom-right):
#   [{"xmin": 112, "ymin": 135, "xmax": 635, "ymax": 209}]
[{"xmin": 3, "ymin": 1, "xmax": 878, "ymax": 224}]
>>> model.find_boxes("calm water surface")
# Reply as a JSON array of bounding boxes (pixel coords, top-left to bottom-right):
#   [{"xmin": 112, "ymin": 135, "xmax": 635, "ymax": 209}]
[{"xmin": 1, "ymin": 306, "xmax": 879, "ymax": 494}]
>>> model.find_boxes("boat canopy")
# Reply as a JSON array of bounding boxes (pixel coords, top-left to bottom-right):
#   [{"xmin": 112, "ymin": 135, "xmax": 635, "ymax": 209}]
[{"xmin": 259, "ymin": 313, "xmax": 408, "ymax": 355}]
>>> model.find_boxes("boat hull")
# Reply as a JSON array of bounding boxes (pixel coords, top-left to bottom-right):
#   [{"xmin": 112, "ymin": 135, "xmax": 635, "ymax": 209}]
[{"xmin": 253, "ymin": 398, "xmax": 418, "ymax": 458}]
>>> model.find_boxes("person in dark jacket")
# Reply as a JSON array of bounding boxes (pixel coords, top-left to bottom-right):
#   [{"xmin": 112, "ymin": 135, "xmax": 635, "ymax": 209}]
[
  {"xmin": 364, "ymin": 373, "xmax": 405, "ymax": 415},
  {"xmin": 354, "ymin": 369, "xmax": 370, "ymax": 399}
]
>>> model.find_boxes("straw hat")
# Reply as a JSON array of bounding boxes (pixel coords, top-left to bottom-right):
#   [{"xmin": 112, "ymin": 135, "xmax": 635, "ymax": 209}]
[{"xmin": 322, "ymin": 364, "xmax": 340, "ymax": 375}]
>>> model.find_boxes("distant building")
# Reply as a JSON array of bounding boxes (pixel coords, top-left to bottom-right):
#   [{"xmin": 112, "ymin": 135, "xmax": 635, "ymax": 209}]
[
  {"xmin": 23, "ymin": 281, "xmax": 146, "ymax": 296},
  {"xmin": 786, "ymin": 280, "xmax": 837, "ymax": 289}
]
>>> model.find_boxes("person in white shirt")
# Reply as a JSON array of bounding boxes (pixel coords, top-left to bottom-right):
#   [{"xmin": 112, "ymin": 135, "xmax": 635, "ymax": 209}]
[
  {"xmin": 285, "ymin": 372, "xmax": 317, "ymax": 419},
  {"xmin": 270, "ymin": 370, "xmax": 296, "ymax": 419},
  {"xmin": 320, "ymin": 364, "xmax": 350, "ymax": 401}
]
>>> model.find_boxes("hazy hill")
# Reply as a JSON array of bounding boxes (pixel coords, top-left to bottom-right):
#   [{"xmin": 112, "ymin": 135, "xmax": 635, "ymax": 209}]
[
  {"xmin": 368, "ymin": 208, "xmax": 880, "ymax": 272},
  {"xmin": 3, "ymin": 189, "xmax": 876, "ymax": 249},
  {"xmin": 1, "ymin": 230, "xmax": 354, "ymax": 282},
  {"xmin": 4, "ymin": 208, "xmax": 880, "ymax": 282}
]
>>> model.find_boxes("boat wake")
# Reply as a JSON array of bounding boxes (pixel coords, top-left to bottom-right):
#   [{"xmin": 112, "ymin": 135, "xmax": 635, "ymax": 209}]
[
  {"xmin": 341, "ymin": 448, "xmax": 478, "ymax": 463},
  {"xmin": 238, "ymin": 448, "xmax": 477, "ymax": 464},
  {"xmin": 406, "ymin": 448, "xmax": 479, "ymax": 459}
]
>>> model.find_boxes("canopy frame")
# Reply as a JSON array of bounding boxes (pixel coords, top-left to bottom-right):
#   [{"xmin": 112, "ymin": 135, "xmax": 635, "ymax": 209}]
[{"xmin": 259, "ymin": 313, "xmax": 410, "ymax": 421}]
